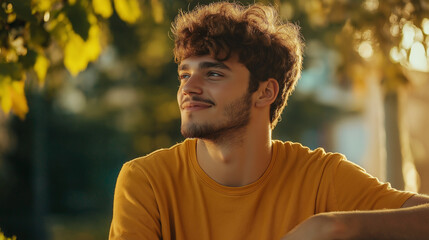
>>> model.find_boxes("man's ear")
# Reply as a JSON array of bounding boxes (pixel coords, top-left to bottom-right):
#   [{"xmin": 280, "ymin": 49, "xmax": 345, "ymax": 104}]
[{"xmin": 255, "ymin": 78, "xmax": 279, "ymax": 108}]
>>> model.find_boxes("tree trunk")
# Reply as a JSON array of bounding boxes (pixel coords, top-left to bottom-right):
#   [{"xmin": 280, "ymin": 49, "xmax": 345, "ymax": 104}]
[
  {"xmin": 384, "ymin": 90, "xmax": 405, "ymax": 190},
  {"xmin": 33, "ymin": 92, "xmax": 48, "ymax": 240}
]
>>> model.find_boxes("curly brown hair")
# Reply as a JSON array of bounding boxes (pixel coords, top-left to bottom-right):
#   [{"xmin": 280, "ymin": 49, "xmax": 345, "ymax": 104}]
[{"xmin": 171, "ymin": 1, "xmax": 304, "ymax": 128}]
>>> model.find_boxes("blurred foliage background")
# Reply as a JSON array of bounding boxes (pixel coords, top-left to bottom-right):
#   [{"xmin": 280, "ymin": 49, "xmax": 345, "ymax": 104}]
[{"xmin": 1, "ymin": 0, "xmax": 429, "ymax": 239}]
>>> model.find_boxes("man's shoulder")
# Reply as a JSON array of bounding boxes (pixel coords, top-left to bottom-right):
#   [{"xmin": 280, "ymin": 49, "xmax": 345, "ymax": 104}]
[
  {"xmin": 273, "ymin": 139, "xmax": 328, "ymax": 154},
  {"xmin": 272, "ymin": 139, "xmax": 345, "ymax": 164},
  {"xmin": 272, "ymin": 140, "xmax": 349, "ymax": 185},
  {"xmin": 134, "ymin": 138, "xmax": 194, "ymax": 162},
  {"xmin": 126, "ymin": 138, "xmax": 195, "ymax": 171}
]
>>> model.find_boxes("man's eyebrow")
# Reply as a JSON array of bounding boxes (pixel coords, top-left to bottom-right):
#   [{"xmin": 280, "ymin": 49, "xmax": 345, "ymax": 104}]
[
  {"xmin": 178, "ymin": 61, "xmax": 231, "ymax": 71},
  {"xmin": 199, "ymin": 61, "xmax": 231, "ymax": 71},
  {"xmin": 178, "ymin": 64, "xmax": 189, "ymax": 71}
]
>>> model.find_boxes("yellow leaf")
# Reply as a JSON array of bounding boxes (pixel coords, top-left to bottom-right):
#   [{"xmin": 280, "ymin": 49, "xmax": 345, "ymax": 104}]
[
  {"xmin": 93, "ymin": 0, "xmax": 113, "ymax": 18},
  {"xmin": 0, "ymin": 76, "xmax": 28, "ymax": 119},
  {"xmin": 0, "ymin": 76, "xmax": 13, "ymax": 114},
  {"xmin": 0, "ymin": 228, "xmax": 17, "ymax": 240},
  {"xmin": 10, "ymin": 79, "xmax": 29, "ymax": 120},
  {"xmin": 32, "ymin": 0, "xmax": 55, "ymax": 12},
  {"xmin": 34, "ymin": 54, "xmax": 50, "ymax": 86},
  {"xmin": 85, "ymin": 24, "xmax": 101, "ymax": 61},
  {"xmin": 114, "ymin": 0, "xmax": 141, "ymax": 24},
  {"xmin": 46, "ymin": 13, "xmax": 73, "ymax": 45},
  {"xmin": 151, "ymin": 0, "xmax": 164, "ymax": 23},
  {"xmin": 64, "ymin": 22, "xmax": 102, "ymax": 76},
  {"xmin": 64, "ymin": 33, "xmax": 88, "ymax": 76}
]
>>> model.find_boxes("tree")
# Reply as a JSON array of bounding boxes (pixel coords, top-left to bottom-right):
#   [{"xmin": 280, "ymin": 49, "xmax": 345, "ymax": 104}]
[
  {"xmin": 0, "ymin": 0, "xmax": 160, "ymax": 119},
  {"xmin": 285, "ymin": 0, "xmax": 429, "ymax": 189}
]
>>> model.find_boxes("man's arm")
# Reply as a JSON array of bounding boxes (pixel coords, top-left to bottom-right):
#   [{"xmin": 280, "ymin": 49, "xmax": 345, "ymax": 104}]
[
  {"xmin": 110, "ymin": 162, "xmax": 161, "ymax": 240},
  {"xmin": 401, "ymin": 194, "xmax": 429, "ymax": 208},
  {"xmin": 281, "ymin": 194, "xmax": 429, "ymax": 240}
]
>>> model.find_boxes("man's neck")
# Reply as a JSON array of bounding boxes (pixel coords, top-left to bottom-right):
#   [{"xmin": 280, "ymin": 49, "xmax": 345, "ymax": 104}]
[{"xmin": 196, "ymin": 125, "xmax": 273, "ymax": 187}]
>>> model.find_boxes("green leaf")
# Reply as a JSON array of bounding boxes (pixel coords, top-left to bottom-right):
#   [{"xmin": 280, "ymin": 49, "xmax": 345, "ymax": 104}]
[
  {"xmin": 0, "ymin": 5, "xmax": 8, "ymax": 22},
  {"xmin": 0, "ymin": 62, "xmax": 23, "ymax": 80},
  {"xmin": 9, "ymin": 0, "xmax": 37, "ymax": 23},
  {"xmin": 19, "ymin": 49, "xmax": 37, "ymax": 69},
  {"xmin": 30, "ymin": 22, "xmax": 51, "ymax": 47},
  {"xmin": 65, "ymin": 3, "xmax": 90, "ymax": 40},
  {"xmin": 0, "ymin": 28, "xmax": 7, "ymax": 46}
]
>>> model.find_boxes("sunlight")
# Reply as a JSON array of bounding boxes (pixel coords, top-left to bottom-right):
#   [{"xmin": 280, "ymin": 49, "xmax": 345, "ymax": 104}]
[
  {"xmin": 394, "ymin": 20, "xmax": 429, "ymax": 72},
  {"xmin": 390, "ymin": 24, "xmax": 400, "ymax": 37},
  {"xmin": 363, "ymin": 0, "xmax": 379, "ymax": 11},
  {"xmin": 403, "ymin": 161, "xmax": 420, "ymax": 192},
  {"xmin": 409, "ymin": 42, "xmax": 428, "ymax": 72},
  {"xmin": 422, "ymin": 18, "xmax": 429, "ymax": 35},
  {"xmin": 390, "ymin": 46, "xmax": 406, "ymax": 62},
  {"xmin": 415, "ymin": 28, "xmax": 424, "ymax": 42},
  {"xmin": 401, "ymin": 22, "xmax": 415, "ymax": 49},
  {"xmin": 358, "ymin": 41, "xmax": 373, "ymax": 59},
  {"xmin": 43, "ymin": 11, "xmax": 50, "ymax": 22}
]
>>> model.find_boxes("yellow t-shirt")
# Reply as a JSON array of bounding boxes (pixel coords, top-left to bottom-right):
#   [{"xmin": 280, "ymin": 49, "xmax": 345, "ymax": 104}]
[{"xmin": 109, "ymin": 139, "xmax": 414, "ymax": 240}]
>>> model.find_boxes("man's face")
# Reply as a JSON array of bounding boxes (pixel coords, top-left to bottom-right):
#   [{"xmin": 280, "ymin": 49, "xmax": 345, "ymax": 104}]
[{"xmin": 177, "ymin": 55, "xmax": 253, "ymax": 141}]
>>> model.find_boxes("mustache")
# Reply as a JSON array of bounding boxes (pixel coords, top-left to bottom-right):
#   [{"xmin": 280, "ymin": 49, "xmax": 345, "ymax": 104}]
[{"xmin": 182, "ymin": 96, "xmax": 215, "ymax": 106}]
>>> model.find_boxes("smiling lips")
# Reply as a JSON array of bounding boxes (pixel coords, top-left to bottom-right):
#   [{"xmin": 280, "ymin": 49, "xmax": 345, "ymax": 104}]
[{"xmin": 181, "ymin": 101, "xmax": 213, "ymax": 111}]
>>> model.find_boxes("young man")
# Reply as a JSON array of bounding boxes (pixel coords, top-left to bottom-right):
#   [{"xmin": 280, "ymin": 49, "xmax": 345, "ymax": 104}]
[{"xmin": 110, "ymin": 2, "xmax": 429, "ymax": 239}]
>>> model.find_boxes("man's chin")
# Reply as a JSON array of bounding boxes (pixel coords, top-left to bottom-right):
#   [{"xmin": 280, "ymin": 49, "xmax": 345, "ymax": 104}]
[
  {"xmin": 180, "ymin": 128, "xmax": 193, "ymax": 139},
  {"xmin": 180, "ymin": 123, "xmax": 216, "ymax": 139},
  {"xmin": 181, "ymin": 127, "xmax": 201, "ymax": 139}
]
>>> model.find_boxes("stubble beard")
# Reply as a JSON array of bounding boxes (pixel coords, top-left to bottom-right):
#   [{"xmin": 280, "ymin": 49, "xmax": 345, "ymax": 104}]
[{"xmin": 180, "ymin": 91, "xmax": 252, "ymax": 142}]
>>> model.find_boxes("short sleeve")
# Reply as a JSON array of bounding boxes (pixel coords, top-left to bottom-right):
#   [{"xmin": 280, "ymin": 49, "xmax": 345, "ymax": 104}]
[
  {"xmin": 109, "ymin": 161, "xmax": 161, "ymax": 240},
  {"xmin": 331, "ymin": 158, "xmax": 414, "ymax": 211}
]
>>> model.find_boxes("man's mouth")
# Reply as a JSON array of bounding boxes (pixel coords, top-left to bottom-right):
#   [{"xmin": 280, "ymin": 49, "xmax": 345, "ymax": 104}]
[
  {"xmin": 181, "ymin": 97, "xmax": 215, "ymax": 111},
  {"xmin": 181, "ymin": 101, "xmax": 213, "ymax": 111}
]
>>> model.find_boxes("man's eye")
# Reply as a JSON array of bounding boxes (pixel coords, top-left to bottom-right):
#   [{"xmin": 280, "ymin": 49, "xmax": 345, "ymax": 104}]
[
  {"xmin": 208, "ymin": 71, "xmax": 223, "ymax": 77},
  {"xmin": 178, "ymin": 74, "xmax": 190, "ymax": 80}
]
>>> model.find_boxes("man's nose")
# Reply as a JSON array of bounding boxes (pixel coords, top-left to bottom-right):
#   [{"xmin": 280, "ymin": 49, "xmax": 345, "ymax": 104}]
[{"xmin": 181, "ymin": 74, "xmax": 203, "ymax": 95}]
